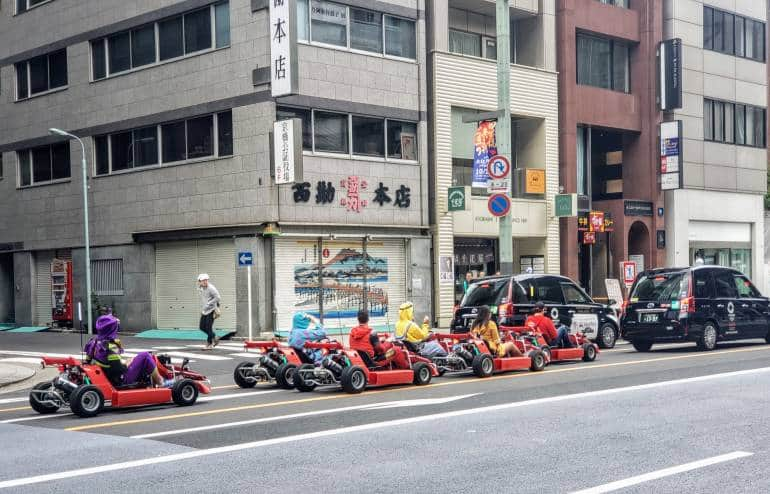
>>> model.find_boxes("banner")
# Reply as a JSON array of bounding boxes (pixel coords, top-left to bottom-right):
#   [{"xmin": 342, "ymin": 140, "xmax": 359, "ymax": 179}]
[{"xmin": 472, "ymin": 121, "xmax": 497, "ymax": 188}]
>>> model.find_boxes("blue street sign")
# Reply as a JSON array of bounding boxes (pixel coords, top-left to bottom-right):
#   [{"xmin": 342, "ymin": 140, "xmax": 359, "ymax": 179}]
[
  {"xmin": 238, "ymin": 251, "xmax": 253, "ymax": 266},
  {"xmin": 487, "ymin": 193, "xmax": 511, "ymax": 217}
]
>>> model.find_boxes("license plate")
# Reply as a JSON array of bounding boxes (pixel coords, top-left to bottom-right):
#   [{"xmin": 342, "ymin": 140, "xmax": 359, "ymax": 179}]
[{"xmin": 640, "ymin": 313, "xmax": 659, "ymax": 323}]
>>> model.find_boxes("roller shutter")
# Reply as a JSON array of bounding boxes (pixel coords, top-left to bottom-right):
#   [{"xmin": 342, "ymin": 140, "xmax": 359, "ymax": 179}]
[{"xmin": 34, "ymin": 251, "xmax": 54, "ymax": 326}]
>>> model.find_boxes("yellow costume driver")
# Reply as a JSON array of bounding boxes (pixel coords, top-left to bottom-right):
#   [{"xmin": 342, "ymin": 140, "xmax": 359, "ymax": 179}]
[{"xmin": 395, "ymin": 302, "xmax": 447, "ymax": 357}]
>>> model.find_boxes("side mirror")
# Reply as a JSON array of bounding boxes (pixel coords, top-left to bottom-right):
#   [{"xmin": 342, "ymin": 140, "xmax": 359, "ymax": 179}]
[{"xmin": 607, "ymin": 299, "xmax": 617, "ymax": 307}]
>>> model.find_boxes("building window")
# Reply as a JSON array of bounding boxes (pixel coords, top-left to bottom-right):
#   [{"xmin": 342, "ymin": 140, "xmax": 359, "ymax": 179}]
[
  {"xmin": 297, "ymin": 0, "xmax": 416, "ymax": 60},
  {"xmin": 15, "ymin": 0, "xmax": 52, "ymax": 14},
  {"xmin": 449, "ymin": 30, "xmax": 482, "ymax": 57},
  {"xmin": 277, "ymin": 107, "xmax": 418, "ymax": 161},
  {"xmin": 597, "ymin": 0, "xmax": 629, "ymax": 6},
  {"xmin": 91, "ymin": 2, "xmax": 230, "ymax": 81},
  {"xmin": 17, "ymin": 142, "xmax": 71, "ymax": 187},
  {"xmin": 576, "ymin": 33, "xmax": 629, "ymax": 93},
  {"xmin": 704, "ymin": 98, "xmax": 766, "ymax": 148},
  {"xmin": 704, "ymin": 6, "xmax": 765, "ymax": 62},
  {"xmin": 94, "ymin": 110, "xmax": 233, "ymax": 175},
  {"xmin": 91, "ymin": 259, "xmax": 125, "ymax": 296},
  {"xmin": 15, "ymin": 49, "xmax": 67, "ymax": 100}
]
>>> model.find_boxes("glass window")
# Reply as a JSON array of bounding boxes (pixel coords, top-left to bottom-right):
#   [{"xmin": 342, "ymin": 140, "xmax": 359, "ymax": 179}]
[
  {"xmin": 15, "ymin": 62, "xmax": 28, "ymax": 100},
  {"xmin": 734, "ymin": 16, "xmax": 745, "ymax": 56},
  {"xmin": 724, "ymin": 102, "xmax": 734, "ymax": 143},
  {"xmin": 215, "ymin": 2, "xmax": 231, "ymax": 48},
  {"xmin": 704, "ymin": 7, "xmax": 713, "ymax": 50},
  {"xmin": 484, "ymin": 38, "xmax": 497, "ymax": 60},
  {"xmin": 162, "ymin": 121, "xmax": 187, "ymax": 163},
  {"xmin": 611, "ymin": 41, "xmax": 629, "ymax": 92},
  {"xmin": 387, "ymin": 120, "xmax": 417, "ymax": 160},
  {"xmin": 713, "ymin": 10, "xmax": 724, "ymax": 51},
  {"xmin": 32, "ymin": 147, "xmax": 51, "ymax": 183},
  {"xmin": 576, "ymin": 34, "xmax": 611, "ymax": 90},
  {"xmin": 704, "ymin": 100, "xmax": 714, "ymax": 141},
  {"xmin": 746, "ymin": 105, "xmax": 756, "ymax": 146},
  {"xmin": 111, "ymin": 131, "xmax": 133, "ymax": 171},
  {"xmin": 92, "ymin": 40, "xmax": 107, "ymax": 80},
  {"xmin": 18, "ymin": 151, "xmax": 31, "ymax": 186},
  {"xmin": 735, "ymin": 104, "xmax": 746, "ymax": 145},
  {"xmin": 461, "ymin": 279, "xmax": 510, "ymax": 307},
  {"xmin": 276, "ymin": 107, "xmax": 312, "ymax": 150},
  {"xmin": 217, "ymin": 111, "xmax": 233, "ymax": 156},
  {"xmin": 449, "ymin": 30, "xmax": 482, "ymax": 57},
  {"xmin": 350, "ymin": 8, "xmax": 382, "ymax": 53},
  {"xmin": 352, "ymin": 116, "xmax": 384, "ymax": 157},
  {"xmin": 693, "ymin": 270, "xmax": 714, "ymax": 298},
  {"xmin": 631, "ymin": 272, "xmax": 688, "ymax": 302},
  {"xmin": 731, "ymin": 249, "xmax": 752, "ymax": 278},
  {"xmin": 314, "ymin": 111, "xmax": 348, "ymax": 153},
  {"xmin": 311, "ymin": 1, "xmax": 348, "ymax": 47},
  {"xmin": 533, "ymin": 278, "xmax": 565, "ymax": 304},
  {"xmin": 133, "ymin": 126, "xmax": 159, "ymax": 167},
  {"xmin": 297, "ymin": 0, "xmax": 310, "ymax": 41},
  {"xmin": 159, "ymin": 17, "xmax": 185, "ymax": 60},
  {"xmin": 385, "ymin": 16, "xmax": 416, "ymax": 58},
  {"xmin": 131, "ymin": 25, "xmax": 156, "ymax": 68},
  {"xmin": 51, "ymin": 143, "xmax": 70, "ymax": 180},
  {"xmin": 750, "ymin": 107, "xmax": 765, "ymax": 148},
  {"xmin": 108, "ymin": 32, "xmax": 131, "ymax": 74},
  {"xmin": 734, "ymin": 275, "xmax": 760, "ymax": 298},
  {"xmin": 713, "ymin": 100, "xmax": 725, "ymax": 142},
  {"xmin": 187, "ymin": 115, "xmax": 214, "ymax": 159},
  {"xmin": 94, "ymin": 136, "xmax": 109, "ymax": 175},
  {"xmin": 29, "ymin": 55, "xmax": 48, "ymax": 95},
  {"xmin": 723, "ymin": 13, "xmax": 734, "ymax": 54},
  {"xmin": 48, "ymin": 49, "xmax": 68, "ymax": 89},
  {"xmin": 185, "ymin": 8, "xmax": 213, "ymax": 53},
  {"xmin": 714, "ymin": 271, "xmax": 738, "ymax": 298},
  {"xmin": 561, "ymin": 282, "xmax": 589, "ymax": 304}
]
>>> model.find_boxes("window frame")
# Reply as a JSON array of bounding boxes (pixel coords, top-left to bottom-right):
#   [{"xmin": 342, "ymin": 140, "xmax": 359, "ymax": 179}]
[
  {"xmin": 15, "ymin": 49, "xmax": 68, "ymax": 101},
  {"xmin": 703, "ymin": 6, "xmax": 766, "ymax": 62},
  {"xmin": 704, "ymin": 97, "xmax": 766, "ymax": 148},
  {"xmin": 16, "ymin": 142, "xmax": 71, "ymax": 188},
  {"xmin": 298, "ymin": 0, "xmax": 417, "ymax": 62},
  {"xmin": 90, "ymin": 2, "xmax": 230, "ymax": 82},
  {"xmin": 14, "ymin": 0, "xmax": 54, "ymax": 15},
  {"xmin": 93, "ymin": 110, "xmax": 234, "ymax": 176},
  {"xmin": 575, "ymin": 32, "xmax": 630, "ymax": 93}
]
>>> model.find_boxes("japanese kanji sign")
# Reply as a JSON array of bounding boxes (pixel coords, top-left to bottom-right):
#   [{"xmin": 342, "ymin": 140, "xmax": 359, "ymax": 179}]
[
  {"xmin": 269, "ymin": 0, "xmax": 298, "ymax": 97},
  {"xmin": 273, "ymin": 118, "xmax": 303, "ymax": 184}
]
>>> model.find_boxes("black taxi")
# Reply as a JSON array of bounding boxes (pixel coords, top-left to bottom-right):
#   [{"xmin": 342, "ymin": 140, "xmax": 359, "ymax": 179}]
[{"xmin": 452, "ymin": 274, "xmax": 620, "ymax": 348}]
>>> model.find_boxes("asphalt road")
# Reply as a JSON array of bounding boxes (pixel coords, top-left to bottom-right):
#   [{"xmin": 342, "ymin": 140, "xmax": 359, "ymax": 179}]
[{"xmin": 1, "ymin": 332, "xmax": 770, "ymax": 493}]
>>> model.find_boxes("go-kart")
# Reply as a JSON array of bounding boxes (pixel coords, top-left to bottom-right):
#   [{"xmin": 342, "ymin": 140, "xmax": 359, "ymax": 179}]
[
  {"xmin": 29, "ymin": 354, "xmax": 211, "ymax": 418},
  {"xmin": 233, "ymin": 340, "xmax": 312, "ymax": 389},
  {"xmin": 503, "ymin": 326, "xmax": 598, "ymax": 364},
  {"xmin": 294, "ymin": 340, "xmax": 438, "ymax": 394},
  {"xmin": 430, "ymin": 332, "xmax": 546, "ymax": 377}
]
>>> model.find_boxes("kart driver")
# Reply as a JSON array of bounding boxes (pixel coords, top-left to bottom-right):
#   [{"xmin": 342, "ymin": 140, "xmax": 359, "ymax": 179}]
[
  {"xmin": 349, "ymin": 310, "xmax": 409, "ymax": 368},
  {"xmin": 525, "ymin": 302, "xmax": 574, "ymax": 348},
  {"xmin": 395, "ymin": 302, "xmax": 447, "ymax": 358},
  {"xmin": 84, "ymin": 313, "xmax": 169, "ymax": 387},
  {"xmin": 470, "ymin": 305, "xmax": 522, "ymax": 357},
  {"xmin": 288, "ymin": 312, "xmax": 329, "ymax": 363}
]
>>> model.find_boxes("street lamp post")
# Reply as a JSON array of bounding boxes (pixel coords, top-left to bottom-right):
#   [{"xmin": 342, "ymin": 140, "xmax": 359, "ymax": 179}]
[{"xmin": 49, "ymin": 128, "xmax": 93, "ymax": 335}]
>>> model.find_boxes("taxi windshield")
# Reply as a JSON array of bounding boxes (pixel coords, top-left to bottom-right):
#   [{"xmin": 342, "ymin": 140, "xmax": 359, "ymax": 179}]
[
  {"xmin": 461, "ymin": 279, "xmax": 509, "ymax": 307},
  {"xmin": 631, "ymin": 272, "xmax": 689, "ymax": 302}
]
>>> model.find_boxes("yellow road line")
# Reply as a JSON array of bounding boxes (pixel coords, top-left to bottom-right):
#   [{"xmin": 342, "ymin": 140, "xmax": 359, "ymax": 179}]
[
  {"xmin": 65, "ymin": 344, "xmax": 770, "ymax": 432},
  {"xmin": 0, "ymin": 406, "xmax": 31, "ymax": 413}
]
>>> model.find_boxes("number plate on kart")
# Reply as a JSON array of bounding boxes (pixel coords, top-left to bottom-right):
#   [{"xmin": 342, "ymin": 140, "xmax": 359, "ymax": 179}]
[{"xmin": 639, "ymin": 313, "xmax": 659, "ymax": 324}]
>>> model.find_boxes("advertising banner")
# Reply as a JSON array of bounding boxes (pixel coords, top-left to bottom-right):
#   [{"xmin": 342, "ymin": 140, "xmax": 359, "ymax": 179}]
[{"xmin": 472, "ymin": 121, "xmax": 497, "ymax": 188}]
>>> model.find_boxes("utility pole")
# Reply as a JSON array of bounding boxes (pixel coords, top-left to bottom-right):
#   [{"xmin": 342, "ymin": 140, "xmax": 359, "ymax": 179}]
[{"xmin": 496, "ymin": 0, "xmax": 513, "ymax": 275}]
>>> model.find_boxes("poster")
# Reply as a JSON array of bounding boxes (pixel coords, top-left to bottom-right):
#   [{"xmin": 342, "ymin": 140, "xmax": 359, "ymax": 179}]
[
  {"xmin": 472, "ymin": 121, "xmax": 497, "ymax": 188},
  {"xmin": 439, "ymin": 256, "xmax": 454, "ymax": 284},
  {"xmin": 605, "ymin": 278, "xmax": 624, "ymax": 309}
]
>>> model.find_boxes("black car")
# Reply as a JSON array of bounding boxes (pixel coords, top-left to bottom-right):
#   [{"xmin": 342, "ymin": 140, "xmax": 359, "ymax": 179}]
[
  {"xmin": 621, "ymin": 266, "xmax": 770, "ymax": 352},
  {"xmin": 452, "ymin": 274, "xmax": 620, "ymax": 348}
]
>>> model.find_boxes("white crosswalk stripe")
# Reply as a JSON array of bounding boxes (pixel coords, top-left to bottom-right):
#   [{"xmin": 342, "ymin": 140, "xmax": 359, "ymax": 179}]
[{"xmin": 0, "ymin": 350, "xmax": 193, "ymax": 365}]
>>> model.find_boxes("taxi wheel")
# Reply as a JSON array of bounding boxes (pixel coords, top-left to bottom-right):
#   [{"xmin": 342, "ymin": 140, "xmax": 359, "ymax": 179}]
[
  {"xmin": 632, "ymin": 340, "xmax": 653, "ymax": 352},
  {"xmin": 765, "ymin": 330, "xmax": 770, "ymax": 344},
  {"xmin": 696, "ymin": 323, "xmax": 718, "ymax": 351},
  {"xmin": 598, "ymin": 323, "xmax": 617, "ymax": 349}
]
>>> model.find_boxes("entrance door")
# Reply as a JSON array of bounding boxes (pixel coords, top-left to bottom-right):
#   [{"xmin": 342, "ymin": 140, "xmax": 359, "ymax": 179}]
[
  {"xmin": 0, "ymin": 254, "xmax": 13, "ymax": 323},
  {"xmin": 155, "ymin": 240, "xmax": 236, "ymax": 330},
  {"xmin": 34, "ymin": 251, "xmax": 54, "ymax": 326}
]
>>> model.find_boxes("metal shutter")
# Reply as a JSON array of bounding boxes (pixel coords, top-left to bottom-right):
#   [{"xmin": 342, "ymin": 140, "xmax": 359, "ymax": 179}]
[
  {"xmin": 274, "ymin": 238, "xmax": 321, "ymax": 333},
  {"xmin": 155, "ymin": 239, "xmax": 236, "ymax": 330},
  {"xmin": 365, "ymin": 239, "xmax": 407, "ymax": 331},
  {"xmin": 34, "ymin": 251, "xmax": 53, "ymax": 326}
]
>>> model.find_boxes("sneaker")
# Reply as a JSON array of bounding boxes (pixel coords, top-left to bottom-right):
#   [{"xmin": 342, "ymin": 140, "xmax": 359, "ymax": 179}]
[
  {"xmin": 202, "ymin": 344, "xmax": 213, "ymax": 351},
  {"xmin": 212, "ymin": 336, "xmax": 220, "ymax": 348},
  {"xmin": 163, "ymin": 379, "xmax": 175, "ymax": 388}
]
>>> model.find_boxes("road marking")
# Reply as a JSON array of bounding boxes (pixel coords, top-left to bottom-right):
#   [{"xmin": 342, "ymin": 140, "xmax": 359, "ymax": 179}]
[
  {"xmin": 0, "ymin": 397, "xmax": 29, "ymax": 405},
  {"xmin": 0, "ymin": 406, "xmax": 30, "ymax": 413},
  {"xmin": 229, "ymin": 353, "xmax": 260, "ymax": 358},
  {"xmin": 0, "ymin": 350, "xmax": 192, "ymax": 365},
  {"xmin": 198, "ymin": 390, "xmax": 281, "ymax": 402},
  {"xmin": 64, "ymin": 344, "xmax": 770, "ymax": 432},
  {"xmin": 1, "ymin": 413, "xmax": 73, "ymax": 423},
  {"xmin": 570, "ymin": 451, "xmax": 754, "ymax": 494},
  {"xmin": 6, "ymin": 370, "xmax": 770, "ymax": 490},
  {"xmin": 155, "ymin": 351, "xmax": 230, "ymax": 361},
  {"xmin": 211, "ymin": 384, "xmax": 238, "ymax": 390},
  {"xmin": 131, "ymin": 394, "xmax": 481, "ymax": 439}
]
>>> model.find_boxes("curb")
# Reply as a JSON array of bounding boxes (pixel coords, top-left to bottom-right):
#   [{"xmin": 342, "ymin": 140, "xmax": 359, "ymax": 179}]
[{"xmin": 0, "ymin": 363, "xmax": 36, "ymax": 389}]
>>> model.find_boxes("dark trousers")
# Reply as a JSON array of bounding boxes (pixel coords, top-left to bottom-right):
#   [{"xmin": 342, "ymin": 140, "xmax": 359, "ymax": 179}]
[{"xmin": 199, "ymin": 312, "xmax": 215, "ymax": 344}]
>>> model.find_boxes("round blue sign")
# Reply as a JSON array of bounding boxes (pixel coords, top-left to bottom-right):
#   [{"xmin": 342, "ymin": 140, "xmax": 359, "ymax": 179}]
[{"xmin": 487, "ymin": 193, "xmax": 511, "ymax": 217}]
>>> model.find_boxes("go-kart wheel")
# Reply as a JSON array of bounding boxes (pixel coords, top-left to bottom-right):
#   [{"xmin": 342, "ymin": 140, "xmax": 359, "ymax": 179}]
[
  {"xmin": 233, "ymin": 362, "xmax": 257, "ymax": 388},
  {"xmin": 294, "ymin": 364, "xmax": 317, "ymax": 392},
  {"xmin": 275, "ymin": 363, "xmax": 297, "ymax": 390},
  {"xmin": 471, "ymin": 354, "xmax": 494, "ymax": 378},
  {"xmin": 582, "ymin": 343, "xmax": 597, "ymax": 362},
  {"xmin": 598, "ymin": 323, "xmax": 617, "ymax": 349},
  {"xmin": 341, "ymin": 366, "xmax": 367, "ymax": 394},
  {"xmin": 540, "ymin": 346, "xmax": 552, "ymax": 364},
  {"xmin": 29, "ymin": 381, "xmax": 60, "ymax": 414},
  {"xmin": 529, "ymin": 350, "xmax": 546, "ymax": 372},
  {"xmin": 70, "ymin": 385, "xmax": 104, "ymax": 418},
  {"xmin": 172, "ymin": 379, "xmax": 199, "ymax": 406},
  {"xmin": 412, "ymin": 362, "xmax": 432, "ymax": 385}
]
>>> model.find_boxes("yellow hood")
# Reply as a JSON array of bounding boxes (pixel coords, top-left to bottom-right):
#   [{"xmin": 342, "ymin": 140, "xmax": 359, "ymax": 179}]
[{"xmin": 395, "ymin": 302, "xmax": 428, "ymax": 343}]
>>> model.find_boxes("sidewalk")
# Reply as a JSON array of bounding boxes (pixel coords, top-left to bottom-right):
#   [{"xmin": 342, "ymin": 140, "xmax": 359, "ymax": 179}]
[{"xmin": 0, "ymin": 362, "xmax": 35, "ymax": 388}]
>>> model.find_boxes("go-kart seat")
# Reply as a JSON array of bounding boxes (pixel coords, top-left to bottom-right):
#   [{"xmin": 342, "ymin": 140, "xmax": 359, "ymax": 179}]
[
  {"xmin": 294, "ymin": 348, "xmax": 315, "ymax": 365},
  {"xmin": 355, "ymin": 350, "xmax": 383, "ymax": 370}
]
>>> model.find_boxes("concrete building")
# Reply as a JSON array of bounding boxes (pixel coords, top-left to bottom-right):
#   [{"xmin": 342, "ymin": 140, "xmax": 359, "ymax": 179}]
[
  {"xmin": 427, "ymin": 0, "xmax": 560, "ymax": 326},
  {"xmin": 557, "ymin": 0, "xmax": 665, "ymax": 297},
  {"xmin": 663, "ymin": 0, "xmax": 767, "ymax": 290},
  {"xmin": 0, "ymin": 0, "xmax": 431, "ymax": 335}
]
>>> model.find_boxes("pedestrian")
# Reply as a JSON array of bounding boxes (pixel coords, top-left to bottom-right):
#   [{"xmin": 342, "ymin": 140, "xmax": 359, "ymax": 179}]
[
  {"xmin": 197, "ymin": 273, "xmax": 221, "ymax": 350},
  {"xmin": 463, "ymin": 272, "xmax": 473, "ymax": 294}
]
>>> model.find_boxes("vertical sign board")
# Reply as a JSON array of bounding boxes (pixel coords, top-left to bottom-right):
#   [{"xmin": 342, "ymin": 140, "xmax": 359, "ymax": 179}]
[
  {"xmin": 659, "ymin": 38, "xmax": 682, "ymax": 110},
  {"xmin": 660, "ymin": 120, "xmax": 683, "ymax": 190},
  {"xmin": 622, "ymin": 261, "xmax": 637, "ymax": 288},
  {"xmin": 273, "ymin": 118, "xmax": 303, "ymax": 184},
  {"xmin": 269, "ymin": 0, "xmax": 298, "ymax": 97},
  {"xmin": 447, "ymin": 186, "xmax": 470, "ymax": 212},
  {"xmin": 554, "ymin": 193, "xmax": 578, "ymax": 217}
]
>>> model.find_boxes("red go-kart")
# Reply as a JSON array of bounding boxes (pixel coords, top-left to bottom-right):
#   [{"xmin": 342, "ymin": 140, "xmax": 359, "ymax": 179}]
[
  {"xmin": 233, "ymin": 340, "xmax": 312, "ymax": 389},
  {"xmin": 430, "ymin": 332, "xmax": 546, "ymax": 377},
  {"xmin": 503, "ymin": 326, "xmax": 598, "ymax": 364},
  {"xmin": 294, "ymin": 340, "xmax": 438, "ymax": 394},
  {"xmin": 29, "ymin": 354, "xmax": 211, "ymax": 418}
]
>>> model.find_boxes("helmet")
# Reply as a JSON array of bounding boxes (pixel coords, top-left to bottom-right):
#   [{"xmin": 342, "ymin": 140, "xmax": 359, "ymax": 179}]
[{"xmin": 197, "ymin": 273, "xmax": 210, "ymax": 281}]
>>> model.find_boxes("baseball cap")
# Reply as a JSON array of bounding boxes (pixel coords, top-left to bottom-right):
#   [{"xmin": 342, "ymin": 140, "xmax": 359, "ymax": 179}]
[
  {"xmin": 197, "ymin": 273, "xmax": 210, "ymax": 281},
  {"xmin": 534, "ymin": 301, "xmax": 545, "ymax": 311}
]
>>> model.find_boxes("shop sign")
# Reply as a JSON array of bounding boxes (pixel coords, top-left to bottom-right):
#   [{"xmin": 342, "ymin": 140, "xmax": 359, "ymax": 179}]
[
  {"xmin": 448, "ymin": 186, "xmax": 470, "ymax": 212},
  {"xmin": 624, "ymin": 200, "xmax": 654, "ymax": 217},
  {"xmin": 269, "ymin": 0, "xmax": 298, "ymax": 97},
  {"xmin": 292, "ymin": 177, "xmax": 411, "ymax": 212},
  {"xmin": 660, "ymin": 120, "xmax": 683, "ymax": 191},
  {"xmin": 340, "ymin": 176, "xmax": 369, "ymax": 213},
  {"xmin": 583, "ymin": 232, "xmax": 596, "ymax": 244},
  {"xmin": 273, "ymin": 118, "xmax": 303, "ymax": 184},
  {"xmin": 659, "ymin": 38, "xmax": 682, "ymax": 111},
  {"xmin": 555, "ymin": 193, "xmax": 578, "ymax": 218},
  {"xmin": 311, "ymin": 1, "xmax": 347, "ymax": 25},
  {"xmin": 525, "ymin": 169, "xmax": 546, "ymax": 194},
  {"xmin": 589, "ymin": 211, "xmax": 605, "ymax": 233},
  {"xmin": 472, "ymin": 121, "xmax": 497, "ymax": 187},
  {"xmin": 604, "ymin": 212, "xmax": 615, "ymax": 232},
  {"xmin": 578, "ymin": 212, "xmax": 589, "ymax": 232},
  {"xmin": 439, "ymin": 256, "xmax": 454, "ymax": 284}
]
